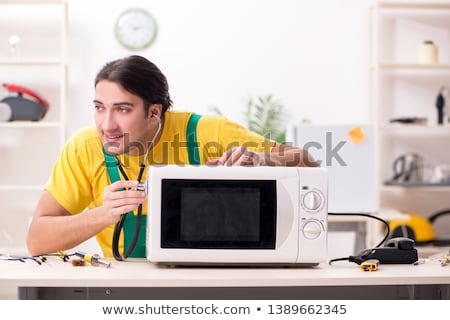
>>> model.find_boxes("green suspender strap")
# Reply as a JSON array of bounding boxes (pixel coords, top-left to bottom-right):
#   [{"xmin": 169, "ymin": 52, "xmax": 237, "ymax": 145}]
[
  {"xmin": 103, "ymin": 149, "xmax": 147, "ymax": 257},
  {"xmin": 186, "ymin": 113, "xmax": 202, "ymax": 165},
  {"xmin": 102, "ymin": 113, "xmax": 202, "ymax": 257}
]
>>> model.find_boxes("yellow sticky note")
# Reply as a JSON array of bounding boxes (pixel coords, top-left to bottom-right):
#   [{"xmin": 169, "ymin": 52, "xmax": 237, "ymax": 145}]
[{"xmin": 348, "ymin": 126, "xmax": 366, "ymax": 144}]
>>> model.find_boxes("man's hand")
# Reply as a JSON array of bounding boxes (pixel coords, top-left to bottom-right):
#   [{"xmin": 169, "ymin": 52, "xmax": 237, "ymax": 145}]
[
  {"xmin": 207, "ymin": 146, "xmax": 266, "ymax": 166},
  {"xmin": 206, "ymin": 144, "xmax": 319, "ymax": 167},
  {"xmin": 102, "ymin": 180, "xmax": 146, "ymax": 223}
]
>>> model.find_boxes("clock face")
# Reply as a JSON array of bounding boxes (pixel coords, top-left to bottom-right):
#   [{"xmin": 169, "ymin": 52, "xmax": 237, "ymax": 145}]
[{"xmin": 115, "ymin": 8, "xmax": 157, "ymax": 51}]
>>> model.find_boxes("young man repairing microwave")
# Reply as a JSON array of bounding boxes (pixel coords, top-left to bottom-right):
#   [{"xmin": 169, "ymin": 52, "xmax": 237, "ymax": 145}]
[{"xmin": 26, "ymin": 55, "xmax": 319, "ymax": 259}]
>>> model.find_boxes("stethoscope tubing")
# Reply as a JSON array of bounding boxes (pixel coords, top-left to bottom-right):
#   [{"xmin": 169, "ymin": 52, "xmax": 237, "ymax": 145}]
[{"xmin": 112, "ymin": 114, "xmax": 162, "ymax": 260}]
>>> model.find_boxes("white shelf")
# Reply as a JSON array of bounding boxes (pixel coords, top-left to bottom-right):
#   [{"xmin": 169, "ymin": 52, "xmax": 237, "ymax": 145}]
[
  {"xmin": 0, "ymin": 121, "xmax": 63, "ymax": 128},
  {"xmin": 381, "ymin": 184, "xmax": 450, "ymax": 191},
  {"xmin": 0, "ymin": 0, "xmax": 67, "ymax": 252},
  {"xmin": 370, "ymin": 2, "xmax": 450, "ymax": 221},
  {"xmin": 0, "ymin": 185, "xmax": 44, "ymax": 191},
  {"xmin": 328, "ymin": 214, "xmax": 371, "ymax": 223},
  {"xmin": 378, "ymin": 124, "xmax": 450, "ymax": 135},
  {"xmin": 378, "ymin": 2, "xmax": 450, "ymax": 10},
  {"xmin": 0, "ymin": 0, "xmax": 64, "ymax": 4},
  {"xmin": 375, "ymin": 63, "xmax": 450, "ymax": 69},
  {"xmin": 0, "ymin": 59, "xmax": 64, "ymax": 65}
]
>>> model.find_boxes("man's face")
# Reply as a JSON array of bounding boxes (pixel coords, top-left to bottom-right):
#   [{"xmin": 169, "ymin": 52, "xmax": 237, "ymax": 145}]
[{"xmin": 94, "ymin": 80, "xmax": 154, "ymax": 156}]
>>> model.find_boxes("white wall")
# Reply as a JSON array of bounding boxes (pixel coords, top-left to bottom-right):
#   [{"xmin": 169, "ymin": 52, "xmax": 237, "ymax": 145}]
[{"xmin": 67, "ymin": 0, "xmax": 376, "ymax": 137}]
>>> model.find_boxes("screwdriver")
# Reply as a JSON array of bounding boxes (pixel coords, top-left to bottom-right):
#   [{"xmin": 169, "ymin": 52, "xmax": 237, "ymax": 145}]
[{"xmin": 74, "ymin": 251, "xmax": 111, "ymax": 268}]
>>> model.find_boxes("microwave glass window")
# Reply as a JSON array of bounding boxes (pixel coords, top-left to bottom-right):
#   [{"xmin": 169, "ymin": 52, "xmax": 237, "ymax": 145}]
[
  {"xmin": 160, "ymin": 179, "xmax": 276, "ymax": 249},
  {"xmin": 180, "ymin": 187, "xmax": 260, "ymax": 242}
]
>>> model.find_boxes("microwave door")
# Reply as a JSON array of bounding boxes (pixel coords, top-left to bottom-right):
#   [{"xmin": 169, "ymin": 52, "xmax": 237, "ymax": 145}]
[{"xmin": 160, "ymin": 179, "xmax": 277, "ymax": 250}]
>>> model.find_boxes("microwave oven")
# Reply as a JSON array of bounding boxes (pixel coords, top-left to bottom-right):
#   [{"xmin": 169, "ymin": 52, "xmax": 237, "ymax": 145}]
[{"xmin": 145, "ymin": 165, "xmax": 328, "ymax": 266}]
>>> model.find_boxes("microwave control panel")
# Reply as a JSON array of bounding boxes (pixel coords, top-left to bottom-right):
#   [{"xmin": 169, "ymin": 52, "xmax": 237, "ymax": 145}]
[{"xmin": 297, "ymin": 168, "xmax": 328, "ymax": 263}]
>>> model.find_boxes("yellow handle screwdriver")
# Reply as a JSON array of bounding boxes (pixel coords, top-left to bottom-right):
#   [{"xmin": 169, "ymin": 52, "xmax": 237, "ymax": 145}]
[{"xmin": 75, "ymin": 251, "xmax": 111, "ymax": 268}]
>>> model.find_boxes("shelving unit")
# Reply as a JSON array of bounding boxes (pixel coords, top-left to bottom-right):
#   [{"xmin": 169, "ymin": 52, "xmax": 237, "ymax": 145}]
[
  {"xmin": 0, "ymin": 0, "xmax": 68, "ymax": 253},
  {"xmin": 370, "ymin": 2, "xmax": 450, "ymax": 236}
]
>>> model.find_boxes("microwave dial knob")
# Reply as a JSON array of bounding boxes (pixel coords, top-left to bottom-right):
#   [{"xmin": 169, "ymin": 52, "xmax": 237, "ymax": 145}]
[
  {"xmin": 302, "ymin": 220, "xmax": 322, "ymax": 240},
  {"xmin": 303, "ymin": 191, "xmax": 322, "ymax": 211}
]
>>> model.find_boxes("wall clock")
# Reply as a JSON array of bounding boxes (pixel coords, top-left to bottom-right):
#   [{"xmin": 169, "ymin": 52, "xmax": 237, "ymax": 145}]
[{"xmin": 114, "ymin": 8, "xmax": 158, "ymax": 51}]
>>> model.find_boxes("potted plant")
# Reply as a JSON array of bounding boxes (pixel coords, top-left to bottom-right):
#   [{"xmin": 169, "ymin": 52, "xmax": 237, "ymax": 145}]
[{"xmin": 209, "ymin": 94, "xmax": 287, "ymax": 143}]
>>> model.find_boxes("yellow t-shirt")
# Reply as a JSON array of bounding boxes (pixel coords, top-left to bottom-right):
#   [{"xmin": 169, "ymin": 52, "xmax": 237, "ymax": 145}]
[{"xmin": 45, "ymin": 110, "xmax": 275, "ymax": 257}]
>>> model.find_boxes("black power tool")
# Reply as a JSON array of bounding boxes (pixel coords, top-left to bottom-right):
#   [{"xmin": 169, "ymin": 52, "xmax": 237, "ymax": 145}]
[{"xmin": 350, "ymin": 237, "xmax": 418, "ymax": 265}]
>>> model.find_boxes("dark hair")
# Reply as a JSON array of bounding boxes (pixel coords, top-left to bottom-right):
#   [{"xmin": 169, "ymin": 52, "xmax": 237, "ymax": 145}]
[{"xmin": 95, "ymin": 55, "xmax": 172, "ymax": 116}]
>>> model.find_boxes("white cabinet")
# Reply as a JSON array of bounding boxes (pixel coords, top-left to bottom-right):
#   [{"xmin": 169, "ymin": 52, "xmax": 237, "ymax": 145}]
[
  {"xmin": 0, "ymin": 0, "xmax": 68, "ymax": 252},
  {"xmin": 370, "ymin": 2, "xmax": 450, "ymax": 235}
]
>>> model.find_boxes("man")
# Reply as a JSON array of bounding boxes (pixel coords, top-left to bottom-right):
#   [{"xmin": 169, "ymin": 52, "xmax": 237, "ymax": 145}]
[{"xmin": 27, "ymin": 55, "xmax": 318, "ymax": 258}]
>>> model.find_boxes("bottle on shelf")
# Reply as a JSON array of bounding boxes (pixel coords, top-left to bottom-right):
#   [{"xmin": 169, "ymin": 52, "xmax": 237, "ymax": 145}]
[{"xmin": 419, "ymin": 40, "xmax": 438, "ymax": 64}]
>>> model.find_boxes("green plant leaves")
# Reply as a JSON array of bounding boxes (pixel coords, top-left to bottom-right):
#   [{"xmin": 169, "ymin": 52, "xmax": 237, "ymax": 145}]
[
  {"xmin": 243, "ymin": 94, "xmax": 286, "ymax": 143},
  {"xmin": 208, "ymin": 94, "xmax": 287, "ymax": 143}
]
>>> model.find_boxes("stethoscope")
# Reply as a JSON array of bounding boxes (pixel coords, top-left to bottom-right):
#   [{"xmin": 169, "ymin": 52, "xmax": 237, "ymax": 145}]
[{"xmin": 111, "ymin": 113, "xmax": 162, "ymax": 261}]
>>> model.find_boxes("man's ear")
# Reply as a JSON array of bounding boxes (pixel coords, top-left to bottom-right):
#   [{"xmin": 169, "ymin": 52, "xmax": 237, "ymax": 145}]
[{"xmin": 149, "ymin": 104, "xmax": 162, "ymax": 118}]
